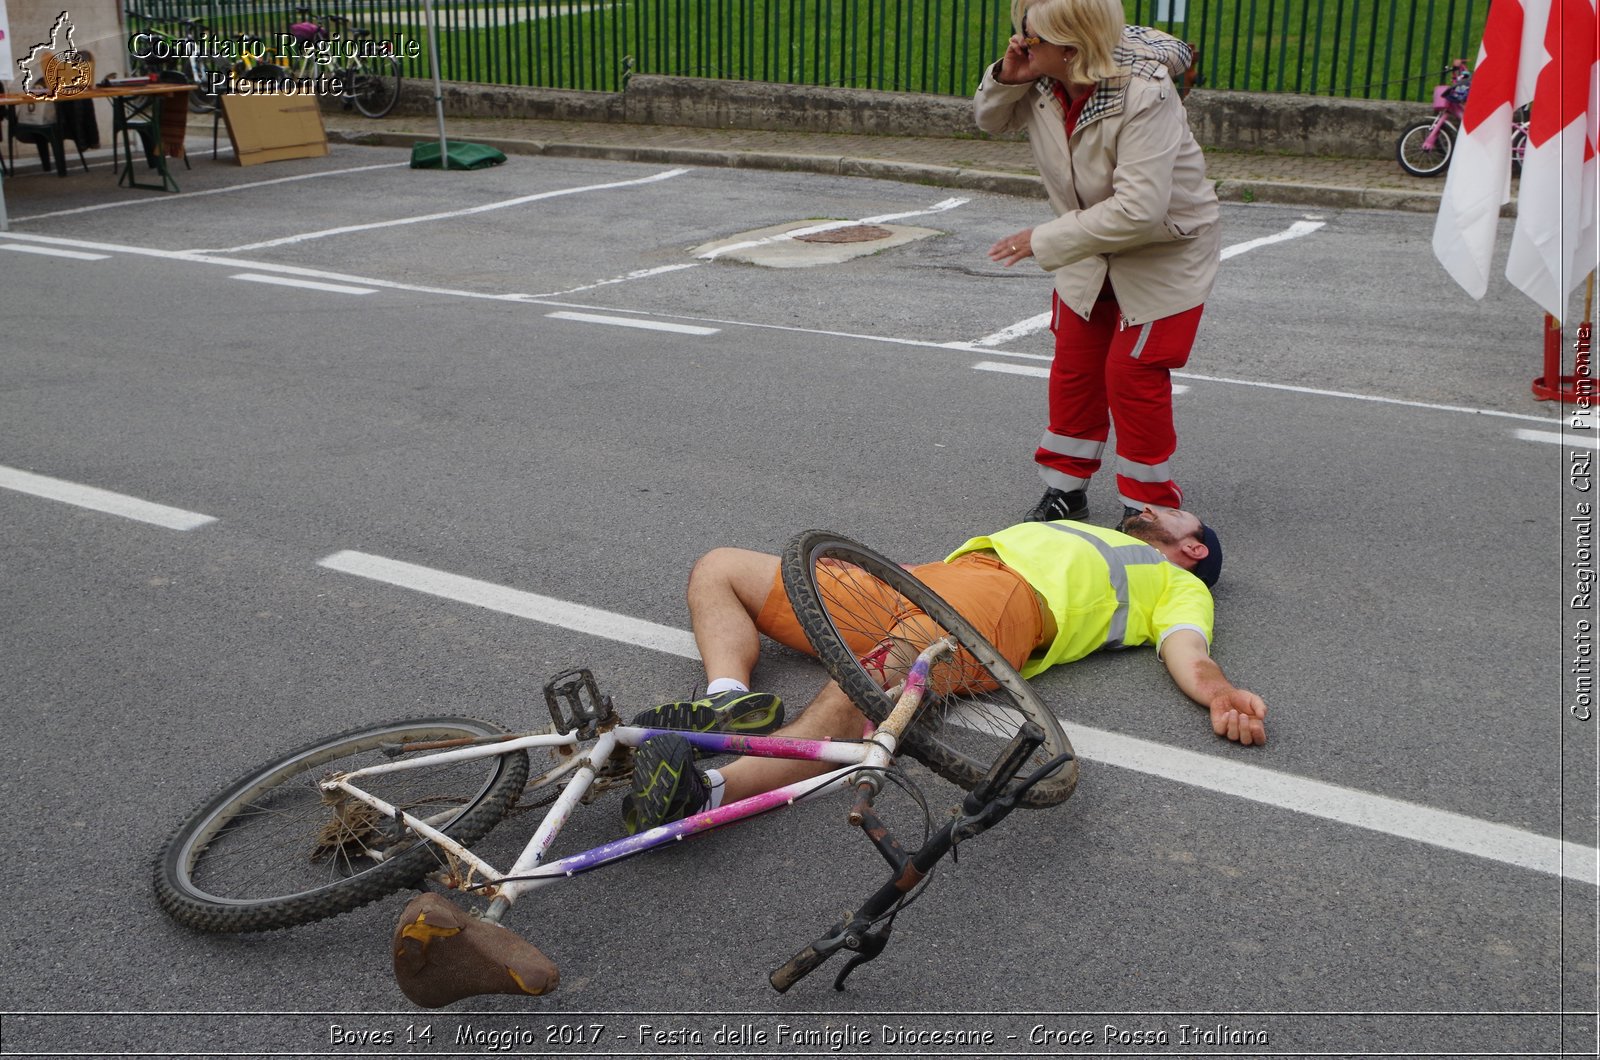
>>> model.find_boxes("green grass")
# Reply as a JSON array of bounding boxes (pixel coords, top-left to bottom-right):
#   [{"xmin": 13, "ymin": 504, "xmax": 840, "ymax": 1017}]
[{"xmin": 130, "ymin": 0, "xmax": 1490, "ymax": 102}]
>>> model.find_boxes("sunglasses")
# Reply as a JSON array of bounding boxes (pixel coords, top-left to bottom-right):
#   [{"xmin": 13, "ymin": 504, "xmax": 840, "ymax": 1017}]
[{"xmin": 1020, "ymin": 20, "xmax": 1041, "ymax": 46}]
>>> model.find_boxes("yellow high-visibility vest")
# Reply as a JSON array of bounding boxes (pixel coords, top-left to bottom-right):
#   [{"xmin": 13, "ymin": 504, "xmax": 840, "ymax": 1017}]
[{"xmin": 947, "ymin": 521, "xmax": 1214, "ymax": 678}]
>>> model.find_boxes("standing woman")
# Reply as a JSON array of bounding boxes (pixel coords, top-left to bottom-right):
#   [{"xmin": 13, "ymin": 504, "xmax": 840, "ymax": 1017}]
[{"xmin": 977, "ymin": 0, "xmax": 1220, "ymax": 525}]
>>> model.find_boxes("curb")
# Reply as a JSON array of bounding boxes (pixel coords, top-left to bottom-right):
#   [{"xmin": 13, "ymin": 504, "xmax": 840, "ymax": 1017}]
[{"xmin": 326, "ymin": 128, "xmax": 1512, "ymax": 216}]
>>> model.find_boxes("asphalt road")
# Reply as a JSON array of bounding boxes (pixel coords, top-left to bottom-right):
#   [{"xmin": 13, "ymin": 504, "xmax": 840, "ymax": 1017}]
[{"xmin": 0, "ymin": 145, "xmax": 1594, "ymax": 1058}]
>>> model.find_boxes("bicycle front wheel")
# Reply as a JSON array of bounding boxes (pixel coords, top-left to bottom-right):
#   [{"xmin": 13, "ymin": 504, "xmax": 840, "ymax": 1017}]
[
  {"xmin": 1510, "ymin": 124, "xmax": 1528, "ymax": 176},
  {"xmin": 348, "ymin": 55, "xmax": 401, "ymax": 118},
  {"xmin": 155, "ymin": 717, "xmax": 528, "ymax": 933},
  {"xmin": 185, "ymin": 57, "xmax": 222, "ymax": 112},
  {"xmin": 781, "ymin": 531, "xmax": 1076, "ymax": 808},
  {"xmin": 1397, "ymin": 119, "xmax": 1454, "ymax": 177}
]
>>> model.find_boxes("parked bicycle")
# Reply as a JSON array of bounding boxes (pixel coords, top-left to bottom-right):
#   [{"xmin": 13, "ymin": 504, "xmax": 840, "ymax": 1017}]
[
  {"xmin": 154, "ymin": 531, "xmax": 1077, "ymax": 1005},
  {"xmin": 124, "ymin": 10, "xmax": 225, "ymax": 112},
  {"xmin": 276, "ymin": 7, "xmax": 403, "ymax": 119},
  {"xmin": 1396, "ymin": 59, "xmax": 1530, "ymax": 177}
]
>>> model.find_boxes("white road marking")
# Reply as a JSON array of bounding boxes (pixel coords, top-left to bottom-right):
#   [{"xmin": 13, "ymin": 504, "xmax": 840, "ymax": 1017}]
[
  {"xmin": 974, "ymin": 360, "xmax": 1188, "ymax": 393},
  {"xmin": 209, "ymin": 168, "xmax": 691, "ymax": 252},
  {"xmin": 318, "ymin": 547, "xmax": 1596, "ymax": 884},
  {"xmin": 974, "ymin": 360, "xmax": 1052, "ymax": 378},
  {"xmin": 698, "ymin": 196, "xmax": 969, "ymax": 260},
  {"xmin": 1070, "ymin": 727, "xmax": 1596, "ymax": 884},
  {"xmin": 7, "ymin": 164, "xmax": 410, "ymax": 223},
  {"xmin": 972, "ymin": 220, "xmax": 1328, "ymax": 350},
  {"xmin": 318, "ymin": 550, "xmax": 700, "ymax": 658},
  {"xmin": 232, "ymin": 273, "xmax": 378, "ymax": 295},
  {"xmin": 1515, "ymin": 428, "xmax": 1600, "ymax": 449},
  {"xmin": 0, "ymin": 465, "xmax": 216, "ymax": 530},
  {"xmin": 1171, "ymin": 370, "xmax": 1563, "ymax": 424},
  {"xmin": 0, "ymin": 231, "xmax": 1565, "ymax": 428},
  {"xmin": 522, "ymin": 263, "xmax": 701, "ymax": 298},
  {"xmin": 1, "ymin": 243, "xmax": 109, "ymax": 260},
  {"xmin": 545, "ymin": 310, "xmax": 719, "ymax": 335},
  {"xmin": 971, "ymin": 311, "xmax": 1052, "ymax": 348},
  {"xmin": 1220, "ymin": 219, "xmax": 1327, "ymax": 259},
  {"xmin": 860, "ymin": 196, "xmax": 970, "ymax": 224}
]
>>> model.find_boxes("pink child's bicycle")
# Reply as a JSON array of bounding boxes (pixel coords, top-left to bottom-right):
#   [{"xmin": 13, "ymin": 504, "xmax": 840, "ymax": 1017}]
[{"xmin": 1396, "ymin": 59, "xmax": 1530, "ymax": 178}]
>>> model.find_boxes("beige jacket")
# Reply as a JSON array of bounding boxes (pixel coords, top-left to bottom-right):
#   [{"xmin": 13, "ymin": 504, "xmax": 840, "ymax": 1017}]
[{"xmin": 973, "ymin": 28, "xmax": 1221, "ymax": 326}]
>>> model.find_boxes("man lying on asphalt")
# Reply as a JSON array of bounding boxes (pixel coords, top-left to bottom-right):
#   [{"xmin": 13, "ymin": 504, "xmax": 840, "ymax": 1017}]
[{"xmin": 622, "ymin": 505, "xmax": 1268, "ymax": 832}]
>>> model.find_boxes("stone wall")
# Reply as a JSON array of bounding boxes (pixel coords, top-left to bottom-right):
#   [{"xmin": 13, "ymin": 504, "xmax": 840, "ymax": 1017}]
[{"xmin": 394, "ymin": 74, "xmax": 1421, "ymax": 161}]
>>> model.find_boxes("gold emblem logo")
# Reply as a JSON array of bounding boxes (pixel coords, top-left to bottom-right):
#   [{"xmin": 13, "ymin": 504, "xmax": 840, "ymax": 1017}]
[{"xmin": 18, "ymin": 11, "xmax": 95, "ymax": 99}]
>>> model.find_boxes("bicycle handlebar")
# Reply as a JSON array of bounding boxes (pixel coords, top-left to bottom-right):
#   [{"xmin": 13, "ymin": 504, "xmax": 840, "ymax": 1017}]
[
  {"xmin": 769, "ymin": 941, "xmax": 831, "ymax": 992},
  {"xmin": 771, "ymin": 721, "xmax": 1069, "ymax": 993}
]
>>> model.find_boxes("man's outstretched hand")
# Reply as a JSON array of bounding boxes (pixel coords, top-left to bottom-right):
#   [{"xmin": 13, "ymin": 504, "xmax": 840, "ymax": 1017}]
[{"xmin": 1209, "ymin": 690, "xmax": 1267, "ymax": 745}]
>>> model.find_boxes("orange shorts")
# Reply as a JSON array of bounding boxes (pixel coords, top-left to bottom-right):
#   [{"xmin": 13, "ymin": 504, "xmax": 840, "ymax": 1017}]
[{"xmin": 754, "ymin": 551, "xmax": 1044, "ymax": 674}]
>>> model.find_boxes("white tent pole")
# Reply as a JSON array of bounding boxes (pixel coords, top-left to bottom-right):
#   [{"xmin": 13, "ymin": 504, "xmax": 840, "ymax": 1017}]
[{"xmin": 423, "ymin": 0, "xmax": 448, "ymax": 168}]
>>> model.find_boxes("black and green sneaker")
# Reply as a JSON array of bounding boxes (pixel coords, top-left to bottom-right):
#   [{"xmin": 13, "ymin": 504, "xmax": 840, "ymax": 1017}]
[
  {"xmin": 630, "ymin": 688, "xmax": 784, "ymax": 739},
  {"xmin": 621, "ymin": 733, "xmax": 709, "ymax": 835}
]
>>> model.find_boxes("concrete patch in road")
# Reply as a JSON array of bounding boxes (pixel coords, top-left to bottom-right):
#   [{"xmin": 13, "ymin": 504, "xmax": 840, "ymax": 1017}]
[{"xmin": 692, "ymin": 219, "xmax": 941, "ymax": 268}]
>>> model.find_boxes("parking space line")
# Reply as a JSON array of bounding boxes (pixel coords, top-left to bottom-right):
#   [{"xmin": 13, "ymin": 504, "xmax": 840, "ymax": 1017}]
[
  {"xmin": 318, "ymin": 549, "xmax": 700, "ymax": 658},
  {"xmin": 698, "ymin": 196, "xmax": 970, "ymax": 260},
  {"xmin": 7, "ymin": 163, "xmax": 411, "ymax": 224},
  {"xmin": 522, "ymin": 263, "xmax": 702, "ymax": 299},
  {"xmin": 0, "ymin": 465, "xmax": 216, "ymax": 530},
  {"xmin": 1072, "ymin": 726, "xmax": 1595, "ymax": 884},
  {"xmin": 319, "ymin": 546, "xmax": 1596, "ymax": 884},
  {"xmin": 1170, "ymin": 370, "xmax": 1563, "ymax": 424},
  {"xmin": 971, "ymin": 219, "xmax": 1327, "ymax": 351},
  {"xmin": 0, "ymin": 230, "xmax": 1566, "ymax": 428},
  {"xmin": 546, "ymin": 310, "xmax": 719, "ymax": 335},
  {"xmin": 971, "ymin": 311, "xmax": 1052, "ymax": 348},
  {"xmin": 211, "ymin": 167, "xmax": 691, "ymax": 253},
  {"xmin": 1219, "ymin": 219, "xmax": 1327, "ymax": 260},
  {"xmin": 1, "ymin": 243, "xmax": 109, "ymax": 260},
  {"xmin": 231, "ymin": 273, "xmax": 378, "ymax": 295},
  {"xmin": 1515, "ymin": 428, "xmax": 1600, "ymax": 449},
  {"xmin": 975, "ymin": 360, "xmax": 1189, "ymax": 393}
]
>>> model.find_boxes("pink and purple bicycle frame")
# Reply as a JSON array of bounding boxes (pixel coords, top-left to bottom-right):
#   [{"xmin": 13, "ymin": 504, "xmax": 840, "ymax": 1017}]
[{"xmin": 319, "ymin": 643, "xmax": 951, "ymax": 926}]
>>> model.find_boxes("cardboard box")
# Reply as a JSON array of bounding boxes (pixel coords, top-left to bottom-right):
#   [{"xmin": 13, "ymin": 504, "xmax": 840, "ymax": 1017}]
[{"xmin": 221, "ymin": 93, "xmax": 329, "ymax": 166}]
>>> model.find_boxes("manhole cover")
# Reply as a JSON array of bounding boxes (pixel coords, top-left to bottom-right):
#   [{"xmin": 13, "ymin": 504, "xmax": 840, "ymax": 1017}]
[{"xmin": 796, "ymin": 224, "xmax": 895, "ymax": 244}]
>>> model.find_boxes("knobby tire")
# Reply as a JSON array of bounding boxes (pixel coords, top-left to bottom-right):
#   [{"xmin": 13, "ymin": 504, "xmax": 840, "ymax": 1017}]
[
  {"xmin": 155, "ymin": 717, "xmax": 528, "ymax": 933},
  {"xmin": 780, "ymin": 530, "xmax": 1076, "ymax": 808}
]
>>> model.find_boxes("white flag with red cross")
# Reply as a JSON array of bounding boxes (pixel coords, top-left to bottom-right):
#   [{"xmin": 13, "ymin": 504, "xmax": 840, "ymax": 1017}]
[{"xmin": 1432, "ymin": 0, "xmax": 1599, "ymax": 322}]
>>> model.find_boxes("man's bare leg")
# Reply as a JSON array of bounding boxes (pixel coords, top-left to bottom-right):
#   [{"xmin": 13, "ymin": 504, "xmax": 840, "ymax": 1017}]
[{"xmin": 685, "ymin": 547, "xmax": 781, "ymax": 685}]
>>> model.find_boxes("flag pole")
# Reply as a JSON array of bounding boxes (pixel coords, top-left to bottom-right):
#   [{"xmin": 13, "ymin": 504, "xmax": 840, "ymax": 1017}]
[{"xmin": 423, "ymin": 0, "xmax": 448, "ymax": 169}]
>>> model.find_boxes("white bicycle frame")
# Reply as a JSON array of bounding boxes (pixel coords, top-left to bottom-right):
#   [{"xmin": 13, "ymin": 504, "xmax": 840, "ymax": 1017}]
[{"xmin": 319, "ymin": 639, "xmax": 955, "ymax": 924}]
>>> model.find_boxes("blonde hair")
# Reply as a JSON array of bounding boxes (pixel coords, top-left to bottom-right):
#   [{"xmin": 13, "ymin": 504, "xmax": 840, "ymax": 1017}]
[{"xmin": 1012, "ymin": 0, "xmax": 1125, "ymax": 86}]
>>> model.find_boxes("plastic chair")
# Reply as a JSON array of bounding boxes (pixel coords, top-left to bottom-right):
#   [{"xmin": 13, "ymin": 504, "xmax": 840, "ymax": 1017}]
[{"xmin": 6, "ymin": 96, "xmax": 94, "ymax": 177}]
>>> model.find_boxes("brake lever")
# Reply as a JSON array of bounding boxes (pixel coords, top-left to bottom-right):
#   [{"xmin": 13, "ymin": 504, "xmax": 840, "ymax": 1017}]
[
  {"xmin": 831, "ymin": 923, "xmax": 893, "ymax": 991},
  {"xmin": 1011, "ymin": 751, "xmax": 1075, "ymax": 799}
]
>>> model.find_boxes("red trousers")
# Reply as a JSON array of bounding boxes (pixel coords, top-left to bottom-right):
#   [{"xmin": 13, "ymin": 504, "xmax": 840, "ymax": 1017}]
[{"xmin": 1035, "ymin": 291, "xmax": 1204, "ymax": 509}]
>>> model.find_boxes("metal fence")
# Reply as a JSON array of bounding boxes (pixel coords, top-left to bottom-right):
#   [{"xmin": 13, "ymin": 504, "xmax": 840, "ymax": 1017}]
[{"xmin": 124, "ymin": 0, "xmax": 1490, "ymax": 101}]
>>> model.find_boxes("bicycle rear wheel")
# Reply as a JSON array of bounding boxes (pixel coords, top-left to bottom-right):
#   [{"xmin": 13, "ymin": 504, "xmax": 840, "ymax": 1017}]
[
  {"xmin": 1396, "ymin": 119, "xmax": 1454, "ymax": 177},
  {"xmin": 348, "ymin": 55, "xmax": 401, "ymax": 118},
  {"xmin": 155, "ymin": 717, "xmax": 528, "ymax": 933},
  {"xmin": 780, "ymin": 531, "xmax": 1076, "ymax": 808}
]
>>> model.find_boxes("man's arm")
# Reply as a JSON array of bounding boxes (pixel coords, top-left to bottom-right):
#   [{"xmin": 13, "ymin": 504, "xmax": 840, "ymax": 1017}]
[{"xmin": 1158, "ymin": 629, "xmax": 1267, "ymax": 745}]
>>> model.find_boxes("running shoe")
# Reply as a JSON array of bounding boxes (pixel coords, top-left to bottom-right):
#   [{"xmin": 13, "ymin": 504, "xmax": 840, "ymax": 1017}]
[
  {"xmin": 630, "ymin": 688, "xmax": 783, "ymax": 738},
  {"xmin": 621, "ymin": 733, "xmax": 709, "ymax": 834}
]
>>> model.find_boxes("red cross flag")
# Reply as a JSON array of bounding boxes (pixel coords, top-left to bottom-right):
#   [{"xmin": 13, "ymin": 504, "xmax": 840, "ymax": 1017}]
[{"xmin": 1432, "ymin": 0, "xmax": 1599, "ymax": 322}]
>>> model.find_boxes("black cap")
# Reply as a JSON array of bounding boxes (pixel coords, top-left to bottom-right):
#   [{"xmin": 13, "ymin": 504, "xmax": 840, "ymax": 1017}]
[{"xmin": 1191, "ymin": 524, "xmax": 1223, "ymax": 587}]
